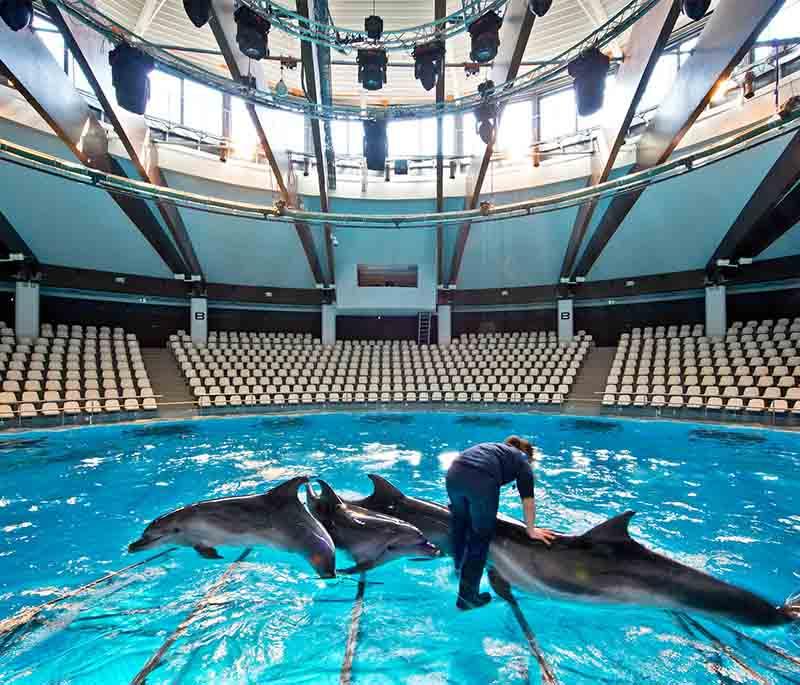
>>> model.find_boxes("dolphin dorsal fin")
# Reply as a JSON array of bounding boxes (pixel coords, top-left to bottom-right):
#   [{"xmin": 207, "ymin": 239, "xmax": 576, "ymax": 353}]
[
  {"xmin": 267, "ymin": 476, "xmax": 309, "ymax": 503},
  {"xmin": 316, "ymin": 479, "xmax": 344, "ymax": 506},
  {"xmin": 367, "ymin": 474, "xmax": 405, "ymax": 504},
  {"xmin": 584, "ymin": 511, "xmax": 636, "ymax": 542}
]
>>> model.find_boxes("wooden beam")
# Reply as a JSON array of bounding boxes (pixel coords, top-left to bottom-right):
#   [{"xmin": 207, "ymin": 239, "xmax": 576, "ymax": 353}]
[
  {"xmin": 708, "ymin": 129, "xmax": 800, "ymax": 271},
  {"xmin": 560, "ymin": 0, "xmax": 681, "ymax": 278},
  {"xmin": 448, "ymin": 0, "xmax": 536, "ymax": 286},
  {"xmin": 45, "ymin": 0, "xmax": 205, "ymax": 281},
  {"xmin": 0, "ymin": 20, "xmax": 187, "ymax": 275},
  {"xmin": 572, "ymin": 0, "xmax": 784, "ymax": 278}
]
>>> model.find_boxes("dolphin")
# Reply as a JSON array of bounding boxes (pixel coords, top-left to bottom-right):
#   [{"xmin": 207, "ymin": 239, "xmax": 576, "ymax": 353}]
[
  {"xmin": 349, "ymin": 475, "xmax": 800, "ymax": 627},
  {"xmin": 305, "ymin": 479, "xmax": 441, "ymax": 574},
  {"xmin": 128, "ymin": 476, "xmax": 336, "ymax": 578}
]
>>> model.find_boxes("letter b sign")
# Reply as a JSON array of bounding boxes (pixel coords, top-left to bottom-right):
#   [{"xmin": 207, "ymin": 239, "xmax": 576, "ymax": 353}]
[{"xmin": 194, "ymin": 312, "xmax": 206, "ymax": 321}]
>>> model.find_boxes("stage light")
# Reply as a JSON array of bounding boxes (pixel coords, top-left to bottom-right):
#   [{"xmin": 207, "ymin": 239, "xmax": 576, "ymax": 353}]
[
  {"xmin": 363, "ymin": 118, "xmax": 388, "ymax": 171},
  {"xmin": 469, "ymin": 11, "xmax": 502, "ymax": 64},
  {"xmin": 364, "ymin": 14, "xmax": 383, "ymax": 41},
  {"xmin": 528, "ymin": 0, "xmax": 552, "ymax": 17},
  {"xmin": 0, "ymin": 0, "xmax": 32, "ymax": 31},
  {"xmin": 234, "ymin": 5, "xmax": 270, "ymax": 61},
  {"xmin": 568, "ymin": 47, "xmax": 610, "ymax": 117},
  {"xmin": 183, "ymin": 0, "xmax": 210, "ymax": 28},
  {"xmin": 413, "ymin": 40, "xmax": 445, "ymax": 91},
  {"xmin": 476, "ymin": 80, "xmax": 496, "ymax": 145},
  {"xmin": 681, "ymin": 0, "xmax": 710, "ymax": 21},
  {"xmin": 357, "ymin": 48, "xmax": 388, "ymax": 91},
  {"xmin": 108, "ymin": 43, "xmax": 155, "ymax": 115},
  {"xmin": 742, "ymin": 71, "xmax": 755, "ymax": 100}
]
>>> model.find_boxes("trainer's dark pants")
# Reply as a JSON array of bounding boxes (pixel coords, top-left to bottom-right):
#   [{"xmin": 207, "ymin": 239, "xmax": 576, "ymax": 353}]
[{"xmin": 446, "ymin": 464, "xmax": 500, "ymax": 584}]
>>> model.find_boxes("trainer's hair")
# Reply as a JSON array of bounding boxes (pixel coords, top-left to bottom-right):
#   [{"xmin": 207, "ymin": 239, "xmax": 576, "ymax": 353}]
[{"xmin": 505, "ymin": 435, "xmax": 533, "ymax": 459}]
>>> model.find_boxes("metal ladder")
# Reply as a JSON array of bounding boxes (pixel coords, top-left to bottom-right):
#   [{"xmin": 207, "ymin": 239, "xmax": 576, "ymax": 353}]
[{"xmin": 417, "ymin": 312, "xmax": 432, "ymax": 346}]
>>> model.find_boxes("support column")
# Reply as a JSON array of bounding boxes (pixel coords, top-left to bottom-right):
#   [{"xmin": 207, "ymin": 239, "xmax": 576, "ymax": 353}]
[
  {"xmin": 558, "ymin": 299, "xmax": 574, "ymax": 342},
  {"xmin": 190, "ymin": 297, "xmax": 208, "ymax": 346},
  {"xmin": 705, "ymin": 285, "xmax": 727, "ymax": 337},
  {"xmin": 322, "ymin": 304, "xmax": 337, "ymax": 346},
  {"xmin": 437, "ymin": 305, "xmax": 452, "ymax": 346},
  {"xmin": 14, "ymin": 281, "xmax": 39, "ymax": 339}
]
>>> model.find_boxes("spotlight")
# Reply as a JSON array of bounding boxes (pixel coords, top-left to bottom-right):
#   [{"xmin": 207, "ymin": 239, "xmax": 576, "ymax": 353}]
[
  {"xmin": 528, "ymin": 0, "xmax": 552, "ymax": 17},
  {"xmin": 364, "ymin": 14, "xmax": 383, "ymax": 41},
  {"xmin": 742, "ymin": 71, "xmax": 755, "ymax": 100},
  {"xmin": 234, "ymin": 5, "xmax": 270, "ymax": 61},
  {"xmin": 468, "ymin": 11, "xmax": 502, "ymax": 64},
  {"xmin": 363, "ymin": 118, "xmax": 388, "ymax": 171},
  {"xmin": 568, "ymin": 46, "xmax": 610, "ymax": 117},
  {"xmin": 357, "ymin": 48, "xmax": 388, "ymax": 91},
  {"xmin": 0, "ymin": 0, "xmax": 32, "ymax": 31},
  {"xmin": 681, "ymin": 0, "xmax": 710, "ymax": 21},
  {"xmin": 108, "ymin": 43, "xmax": 154, "ymax": 115},
  {"xmin": 183, "ymin": 0, "xmax": 210, "ymax": 28},
  {"xmin": 413, "ymin": 40, "xmax": 445, "ymax": 92},
  {"xmin": 476, "ymin": 80, "xmax": 496, "ymax": 145}
]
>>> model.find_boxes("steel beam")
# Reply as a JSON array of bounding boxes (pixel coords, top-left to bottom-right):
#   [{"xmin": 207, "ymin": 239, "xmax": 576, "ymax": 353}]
[
  {"xmin": 209, "ymin": 0, "xmax": 326, "ymax": 286},
  {"xmin": 560, "ymin": 0, "xmax": 680, "ymax": 278},
  {"xmin": 448, "ymin": 0, "xmax": 535, "ymax": 286},
  {"xmin": 708, "ymin": 129, "xmax": 800, "ymax": 270},
  {"xmin": 45, "ymin": 0, "xmax": 205, "ymax": 281},
  {"xmin": 572, "ymin": 0, "xmax": 784, "ymax": 278},
  {"xmin": 435, "ymin": 0, "xmax": 446, "ymax": 286},
  {"xmin": 0, "ymin": 20, "xmax": 187, "ymax": 275}
]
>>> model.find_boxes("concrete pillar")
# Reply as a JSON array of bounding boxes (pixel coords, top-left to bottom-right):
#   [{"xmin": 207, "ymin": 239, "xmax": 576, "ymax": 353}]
[
  {"xmin": 705, "ymin": 285, "xmax": 727, "ymax": 337},
  {"xmin": 15, "ymin": 281, "xmax": 39, "ymax": 339},
  {"xmin": 190, "ymin": 297, "xmax": 208, "ymax": 346},
  {"xmin": 322, "ymin": 304, "xmax": 337, "ymax": 346},
  {"xmin": 558, "ymin": 299, "xmax": 574, "ymax": 342},
  {"xmin": 437, "ymin": 305, "xmax": 452, "ymax": 346}
]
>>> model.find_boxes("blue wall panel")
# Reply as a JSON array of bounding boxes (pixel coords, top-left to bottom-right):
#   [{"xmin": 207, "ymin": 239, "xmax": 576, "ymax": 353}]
[{"xmin": 758, "ymin": 220, "xmax": 800, "ymax": 261}]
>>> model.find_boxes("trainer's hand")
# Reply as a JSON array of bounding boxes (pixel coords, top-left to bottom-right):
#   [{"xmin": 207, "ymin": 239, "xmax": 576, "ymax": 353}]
[{"xmin": 527, "ymin": 526, "xmax": 556, "ymax": 546}]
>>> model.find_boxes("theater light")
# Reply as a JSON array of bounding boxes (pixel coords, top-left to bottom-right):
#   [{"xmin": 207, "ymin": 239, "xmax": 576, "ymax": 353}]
[
  {"xmin": 363, "ymin": 119, "xmax": 388, "ymax": 171},
  {"xmin": 469, "ymin": 11, "xmax": 502, "ymax": 64},
  {"xmin": 358, "ymin": 48, "xmax": 388, "ymax": 91},
  {"xmin": 364, "ymin": 14, "xmax": 383, "ymax": 41},
  {"xmin": 183, "ymin": 0, "xmax": 210, "ymax": 28},
  {"xmin": 109, "ymin": 43, "xmax": 155, "ymax": 115},
  {"xmin": 0, "ymin": 0, "xmax": 32, "ymax": 31},
  {"xmin": 681, "ymin": 0, "xmax": 710, "ymax": 22},
  {"xmin": 568, "ymin": 47, "xmax": 610, "ymax": 117},
  {"xmin": 476, "ymin": 80, "xmax": 496, "ymax": 145},
  {"xmin": 413, "ymin": 40, "xmax": 445, "ymax": 92},
  {"xmin": 234, "ymin": 5, "xmax": 270, "ymax": 61}
]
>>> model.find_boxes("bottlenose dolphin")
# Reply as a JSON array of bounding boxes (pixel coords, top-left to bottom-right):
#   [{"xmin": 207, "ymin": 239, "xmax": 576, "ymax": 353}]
[
  {"xmin": 350, "ymin": 475, "xmax": 799, "ymax": 627},
  {"xmin": 128, "ymin": 476, "xmax": 336, "ymax": 578},
  {"xmin": 305, "ymin": 479, "xmax": 441, "ymax": 573}
]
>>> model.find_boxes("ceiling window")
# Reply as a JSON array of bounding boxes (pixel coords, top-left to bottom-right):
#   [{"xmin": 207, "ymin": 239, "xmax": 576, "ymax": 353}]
[
  {"xmin": 539, "ymin": 87, "xmax": 576, "ymax": 142},
  {"xmin": 32, "ymin": 17, "xmax": 65, "ymax": 71},
  {"xmin": 755, "ymin": 1, "xmax": 800, "ymax": 62},
  {"xmin": 331, "ymin": 119, "xmax": 363, "ymax": 157},
  {"xmin": 182, "ymin": 79, "xmax": 222, "ymax": 136},
  {"xmin": 388, "ymin": 119, "xmax": 422, "ymax": 158},
  {"xmin": 146, "ymin": 70, "xmax": 182, "ymax": 123},
  {"xmin": 639, "ymin": 53, "xmax": 678, "ymax": 111},
  {"xmin": 497, "ymin": 101, "xmax": 532, "ymax": 155}
]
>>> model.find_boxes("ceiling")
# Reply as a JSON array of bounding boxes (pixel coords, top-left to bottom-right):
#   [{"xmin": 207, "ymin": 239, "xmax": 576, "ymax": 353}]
[{"xmin": 94, "ymin": 0, "xmax": 701, "ymax": 106}]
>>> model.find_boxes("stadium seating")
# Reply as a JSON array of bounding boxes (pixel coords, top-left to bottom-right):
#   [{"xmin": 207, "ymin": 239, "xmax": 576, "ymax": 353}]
[
  {"xmin": 168, "ymin": 329, "xmax": 593, "ymax": 409},
  {"xmin": 0, "ymin": 322, "xmax": 157, "ymax": 421},
  {"xmin": 603, "ymin": 319, "xmax": 800, "ymax": 418}
]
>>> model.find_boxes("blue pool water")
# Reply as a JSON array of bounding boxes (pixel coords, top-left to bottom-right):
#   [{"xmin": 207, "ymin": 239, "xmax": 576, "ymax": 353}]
[{"xmin": 1, "ymin": 412, "xmax": 799, "ymax": 684}]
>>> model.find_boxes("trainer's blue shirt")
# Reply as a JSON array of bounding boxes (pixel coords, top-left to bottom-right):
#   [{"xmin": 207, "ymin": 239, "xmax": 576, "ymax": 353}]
[{"xmin": 453, "ymin": 442, "xmax": 535, "ymax": 498}]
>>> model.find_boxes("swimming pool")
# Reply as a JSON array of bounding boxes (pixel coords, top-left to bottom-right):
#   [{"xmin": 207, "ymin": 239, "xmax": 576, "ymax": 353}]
[{"xmin": 1, "ymin": 412, "xmax": 799, "ymax": 684}]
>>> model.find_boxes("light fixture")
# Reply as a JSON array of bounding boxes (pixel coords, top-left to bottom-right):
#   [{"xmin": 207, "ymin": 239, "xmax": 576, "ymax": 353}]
[
  {"xmin": 364, "ymin": 14, "xmax": 383, "ymax": 41},
  {"xmin": 528, "ymin": 0, "xmax": 552, "ymax": 17},
  {"xmin": 234, "ymin": 5, "xmax": 270, "ymax": 61},
  {"xmin": 413, "ymin": 40, "xmax": 445, "ymax": 92},
  {"xmin": 357, "ymin": 48, "xmax": 388, "ymax": 91},
  {"xmin": 568, "ymin": 46, "xmax": 610, "ymax": 117},
  {"xmin": 274, "ymin": 61, "xmax": 288, "ymax": 96},
  {"xmin": 468, "ymin": 11, "xmax": 502, "ymax": 64},
  {"xmin": 476, "ymin": 80, "xmax": 496, "ymax": 145},
  {"xmin": 108, "ymin": 43, "xmax": 155, "ymax": 115},
  {"xmin": 183, "ymin": 0, "xmax": 210, "ymax": 28},
  {"xmin": 742, "ymin": 71, "xmax": 755, "ymax": 100},
  {"xmin": 681, "ymin": 0, "xmax": 710, "ymax": 21},
  {"xmin": 0, "ymin": 0, "xmax": 32, "ymax": 31},
  {"xmin": 363, "ymin": 118, "xmax": 388, "ymax": 171}
]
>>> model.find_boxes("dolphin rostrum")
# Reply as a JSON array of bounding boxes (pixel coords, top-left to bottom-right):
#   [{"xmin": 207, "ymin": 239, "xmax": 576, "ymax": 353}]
[
  {"xmin": 128, "ymin": 476, "xmax": 336, "ymax": 578},
  {"xmin": 305, "ymin": 479, "xmax": 441, "ymax": 574},
  {"xmin": 349, "ymin": 475, "xmax": 799, "ymax": 627}
]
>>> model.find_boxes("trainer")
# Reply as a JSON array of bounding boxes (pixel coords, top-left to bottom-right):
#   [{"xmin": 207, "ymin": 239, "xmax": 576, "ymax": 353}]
[{"xmin": 446, "ymin": 436, "xmax": 555, "ymax": 610}]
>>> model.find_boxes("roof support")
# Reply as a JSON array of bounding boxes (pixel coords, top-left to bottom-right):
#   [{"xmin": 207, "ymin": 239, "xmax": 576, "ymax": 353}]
[
  {"xmin": 208, "ymin": 0, "xmax": 326, "ymax": 286},
  {"xmin": 707, "ymin": 129, "xmax": 800, "ymax": 272},
  {"xmin": 133, "ymin": 0, "xmax": 168, "ymax": 37},
  {"xmin": 572, "ymin": 0, "xmax": 784, "ymax": 278},
  {"xmin": 560, "ymin": 0, "xmax": 680, "ymax": 278},
  {"xmin": 435, "ymin": 0, "xmax": 446, "ymax": 287},
  {"xmin": 448, "ymin": 0, "xmax": 536, "ymax": 286},
  {"xmin": 0, "ymin": 20, "xmax": 187, "ymax": 275},
  {"xmin": 297, "ymin": 0, "xmax": 335, "ymax": 286},
  {"xmin": 45, "ymin": 0, "xmax": 205, "ymax": 281}
]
